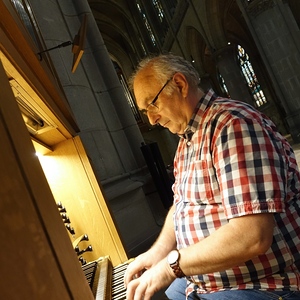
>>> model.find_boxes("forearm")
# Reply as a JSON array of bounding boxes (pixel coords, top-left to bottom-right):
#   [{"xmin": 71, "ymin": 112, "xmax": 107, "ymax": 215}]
[{"xmin": 179, "ymin": 213, "xmax": 275, "ymax": 276}]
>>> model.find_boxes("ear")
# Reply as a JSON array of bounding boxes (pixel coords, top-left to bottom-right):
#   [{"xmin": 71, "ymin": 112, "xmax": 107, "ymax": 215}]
[{"xmin": 173, "ymin": 73, "xmax": 189, "ymax": 98}]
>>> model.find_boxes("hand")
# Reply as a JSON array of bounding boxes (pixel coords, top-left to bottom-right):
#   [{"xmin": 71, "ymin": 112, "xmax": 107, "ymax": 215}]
[
  {"xmin": 124, "ymin": 249, "xmax": 166, "ymax": 286},
  {"xmin": 125, "ymin": 258, "xmax": 176, "ymax": 300}
]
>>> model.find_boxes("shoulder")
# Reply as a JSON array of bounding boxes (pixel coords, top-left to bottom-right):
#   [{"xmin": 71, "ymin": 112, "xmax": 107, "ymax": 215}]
[{"xmin": 205, "ymin": 97, "xmax": 268, "ymax": 127}]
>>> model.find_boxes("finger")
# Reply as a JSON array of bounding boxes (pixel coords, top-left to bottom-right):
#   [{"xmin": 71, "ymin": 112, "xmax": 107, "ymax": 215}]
[
  {"xmin": 133, "ymin": 281, "xmax": 157, "ymax": 300},
  {"xmin": 124, "ymin": 268, "xmax": 138, "ymax": 286},
  {"xmin": 125, "ymin": 279, "xmax": 139, "ymax": 300},
  {"xmin": 132, "ymin": 281, "xmax": 147, "ymax": 300},
  {"xmin": 124, "ymin": 264, "xmax": 145, "ymax": 286},
  {"xmin": 124, "ymin": 263, "xmax": 135, "ymax": 285}
]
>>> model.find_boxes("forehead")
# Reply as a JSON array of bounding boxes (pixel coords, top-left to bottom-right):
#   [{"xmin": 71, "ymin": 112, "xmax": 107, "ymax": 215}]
[{"xmin": 133, "ymin": 72, "xmax": 160, "ymax": 107}]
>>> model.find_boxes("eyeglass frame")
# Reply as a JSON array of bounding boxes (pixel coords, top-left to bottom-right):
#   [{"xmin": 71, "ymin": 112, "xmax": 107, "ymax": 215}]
[{"xmin": 140, "ymin": 77, "xmax": 173, "ymax": 115}]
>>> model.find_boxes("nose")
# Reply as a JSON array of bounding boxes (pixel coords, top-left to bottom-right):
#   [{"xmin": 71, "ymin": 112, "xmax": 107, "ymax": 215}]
[{"xmin": 147, "ymin": 111, "xmax": 159, "ymax": 126}]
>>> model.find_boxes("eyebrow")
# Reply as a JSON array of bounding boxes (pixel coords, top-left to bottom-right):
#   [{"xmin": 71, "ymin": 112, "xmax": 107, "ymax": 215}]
[{"xmin": 138, "ymin": 95, "xmax": 153, "ymax": 110}]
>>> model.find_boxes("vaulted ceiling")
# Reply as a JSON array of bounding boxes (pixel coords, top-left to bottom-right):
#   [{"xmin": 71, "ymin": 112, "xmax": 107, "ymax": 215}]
[{"xmin": 87, "ymin": 0, "xmax": 300, "ymax": 84}]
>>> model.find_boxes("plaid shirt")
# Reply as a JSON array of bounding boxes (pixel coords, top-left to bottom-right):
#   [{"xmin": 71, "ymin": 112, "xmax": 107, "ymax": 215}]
[{"xmin": 172, "ymin": 89, "xmax": 300, "ymax": 295}]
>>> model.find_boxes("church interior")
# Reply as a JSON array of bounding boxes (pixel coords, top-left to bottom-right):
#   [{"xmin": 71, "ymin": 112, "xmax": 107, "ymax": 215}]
[{"xmin": 1, "ymin": 0, "xmax": 300, "ymax": 299}]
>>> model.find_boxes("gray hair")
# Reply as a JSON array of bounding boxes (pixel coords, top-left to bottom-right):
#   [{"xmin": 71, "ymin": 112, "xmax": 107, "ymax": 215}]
[{"xmin": 129, "ymin": 54, "xmax": 200, "ymax": 93}]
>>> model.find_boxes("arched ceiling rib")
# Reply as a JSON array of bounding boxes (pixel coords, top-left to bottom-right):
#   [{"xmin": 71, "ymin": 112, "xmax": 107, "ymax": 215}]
[
  {"xmin": 87, "ymin": 0, "xmax": 259, "ymax": 81},
  {"xmin": 196, "ymin": 0, "xmax": 251, "ymax": 51},
  {"xmin": 88, "ymin": 0, "xmax": 138, "ymax": 74},
  {"xmin": 205, "ymin": 0, "xmax": 228, "ymax": 49}
]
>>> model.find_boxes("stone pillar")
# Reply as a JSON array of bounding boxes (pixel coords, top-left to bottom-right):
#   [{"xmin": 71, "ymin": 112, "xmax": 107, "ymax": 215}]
[
  {"xmin": 237, "ymin": 0, "xmax": 300, "ymax": 142},
  {"xmin": 29, "ymin": 0, "xmax": 145, "ymax": 182},
  {"xmin": 214, "ymin": 45, "xmax": 253, "ymax": 103},
  {"xmin": 29, "ymin": 0, "xmax": 165, "ymax": 256}
]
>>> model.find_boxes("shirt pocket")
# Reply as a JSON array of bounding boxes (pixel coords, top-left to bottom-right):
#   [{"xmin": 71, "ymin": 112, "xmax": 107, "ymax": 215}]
[{"xmin": 182, "ymin": 159, "xmax": 221, "ymax": 205}]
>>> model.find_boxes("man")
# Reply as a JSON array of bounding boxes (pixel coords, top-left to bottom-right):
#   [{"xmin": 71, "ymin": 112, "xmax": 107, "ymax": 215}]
[{"xmin": 124, "ymin": 54, "xmax": 300, "ymax": 300}]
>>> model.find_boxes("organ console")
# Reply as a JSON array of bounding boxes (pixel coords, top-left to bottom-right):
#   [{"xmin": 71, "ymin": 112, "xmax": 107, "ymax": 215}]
[
  {"xmin": 57, "ymin": 201, "xmax": 130, "ymax": 298},
  {"xmin": 82, "ymin": 256, "xmax": 132, "ymax": 300},
  {"xmin": 0, "ymin": 47, "xmax": 130, "ymax": 298}
]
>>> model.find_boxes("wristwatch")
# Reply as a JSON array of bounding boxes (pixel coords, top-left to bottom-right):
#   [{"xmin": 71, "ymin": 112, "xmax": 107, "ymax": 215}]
[{"xmin": 167, "ymin": 249, "xmax": 186, "ymax": 278}]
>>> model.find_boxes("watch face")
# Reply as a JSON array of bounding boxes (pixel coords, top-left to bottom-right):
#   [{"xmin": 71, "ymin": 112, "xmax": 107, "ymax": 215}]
[{"xmin": 168, "ymin": 250, "xmax": 179, "ymax": 264}]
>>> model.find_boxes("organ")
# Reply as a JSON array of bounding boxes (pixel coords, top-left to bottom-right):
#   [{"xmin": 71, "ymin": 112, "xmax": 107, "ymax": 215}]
[
  {"xmin": 56, "ymin": 200, "xmax": 131, "ymax": 300},
  {"xmin": 83, "ymin": 256, "xmax": 133, "ymax": 300},
  {"xmin": 0, "ymin": 3, "xmax": 130, "ymax": 298}
]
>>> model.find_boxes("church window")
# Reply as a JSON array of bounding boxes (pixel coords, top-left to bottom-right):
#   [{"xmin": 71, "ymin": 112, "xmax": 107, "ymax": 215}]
[
  {"xmin": 120, "ymin": 74, "xmax": 143, "ymax": 124},
  {"xmin": 152, "ymin": 0, "xmax": 165, "ymax": 22},
  {"xmin": 237, "ymin": 45, "xmax": 267, "ymax": 107},
  {"xmin": 218, "ymin": 72, "xmax": 230, "ymax": 98},
  {"xmin": 136, "ymin": 2, "xmax": 157, "ymax": 46},
  {"xmin": 139, "ymin": 37, "xmax": 147, "ymax": 56},
  {"xmin": 113, "ymin": 61, "xmax": 143, "ymax": 124}
]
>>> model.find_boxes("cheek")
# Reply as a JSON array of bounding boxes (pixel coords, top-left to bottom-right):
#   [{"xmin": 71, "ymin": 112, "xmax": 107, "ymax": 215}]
[{"xmin": 167, "ymin": 108, "xmax": 183, "ymax": 121}]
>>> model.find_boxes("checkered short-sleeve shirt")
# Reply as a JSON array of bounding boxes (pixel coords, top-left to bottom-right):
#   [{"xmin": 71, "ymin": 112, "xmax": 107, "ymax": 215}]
[{"xmin": 173, "ymin": 89, "xmax": 300, "ymax": 295}]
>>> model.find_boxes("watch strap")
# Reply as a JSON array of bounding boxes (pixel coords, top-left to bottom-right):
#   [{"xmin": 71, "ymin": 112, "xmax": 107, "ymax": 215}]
[
  {"xmin": 170, "ymin": 262, "xmax": 186, "ymax": 278},
  {"xmin": 169, "ymin": 249, "xmax": 186, "ymax": 278}
]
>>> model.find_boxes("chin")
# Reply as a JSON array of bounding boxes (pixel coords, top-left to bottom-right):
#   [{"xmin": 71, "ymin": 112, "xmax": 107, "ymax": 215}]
[
  {"xmin": 166, "ymin": 124, "xmax": 182, "ymax": 135},
  {"xmin": 169, "ymin": 128, "xmax": 179, "ymax": 135}
]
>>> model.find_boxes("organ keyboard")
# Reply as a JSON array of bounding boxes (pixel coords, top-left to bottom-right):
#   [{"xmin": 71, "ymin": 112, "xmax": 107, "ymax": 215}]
[{"xmin": 82, "ymin": 256, "xmax": 131, "ymax": 300}]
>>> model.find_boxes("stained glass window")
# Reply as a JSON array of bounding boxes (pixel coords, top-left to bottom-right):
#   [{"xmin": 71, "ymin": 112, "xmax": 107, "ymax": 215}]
[
  {"xmin": 152, "ymin": 0, "xmax": 164, "ymax": 22},
  {"xmin": 120, "ymin": 74, "xmax": 142, "ymax": 124},
  {"xmin": 136, "ymin": 2, "xmax": 156, "ymax": 46},
  {"xmin": 237, "ymin": 45, "xmax": 267, "ymax": 107},
  {"xmin": 113, "ymin": 61, "xmax": 142, "ymax": 124},
  {"xmin": 218, "ymin": 73, "xmax": 230, "ymax": 98},
  {"xmin": 139, "ymin": 37, "xmax": 147, "ymax": 56}
]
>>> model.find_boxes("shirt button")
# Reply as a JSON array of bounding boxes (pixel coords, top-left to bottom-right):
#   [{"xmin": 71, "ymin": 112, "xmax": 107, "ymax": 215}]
[{"xmin": 187, "ymin": 141, "xmax": 191, "ymax": 146}]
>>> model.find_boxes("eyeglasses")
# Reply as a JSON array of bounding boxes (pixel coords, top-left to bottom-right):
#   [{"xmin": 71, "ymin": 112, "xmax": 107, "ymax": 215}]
[{"xmin": 140, "ymin": 77, "xmax": 172, "ymax": 115}]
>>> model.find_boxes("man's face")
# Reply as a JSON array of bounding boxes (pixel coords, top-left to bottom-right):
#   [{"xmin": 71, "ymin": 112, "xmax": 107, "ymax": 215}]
[{"xmin": 134, "ymin": 72, "xmax": 191, "ymax": 135}]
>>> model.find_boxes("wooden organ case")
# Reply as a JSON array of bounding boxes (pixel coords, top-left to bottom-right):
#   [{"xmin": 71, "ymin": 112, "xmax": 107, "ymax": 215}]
[{"xmin": 0, "ymin": 2, "xmax": 129, "ymax": 299}]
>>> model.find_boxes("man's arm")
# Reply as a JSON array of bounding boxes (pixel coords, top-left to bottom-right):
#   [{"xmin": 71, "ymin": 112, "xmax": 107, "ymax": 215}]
[
  {"xmin": 179, "ymin": 213, "xmax": 275, "ymax": 276},
  {"xmin": 125, "ymin": 211, "xmax": 275, "ymax": 300}
]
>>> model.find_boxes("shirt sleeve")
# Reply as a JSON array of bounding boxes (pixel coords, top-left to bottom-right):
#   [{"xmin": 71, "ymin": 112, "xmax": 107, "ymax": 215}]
[{"xmin": 213, "ymin": 116, "xmax": 286, "ymax": 219}]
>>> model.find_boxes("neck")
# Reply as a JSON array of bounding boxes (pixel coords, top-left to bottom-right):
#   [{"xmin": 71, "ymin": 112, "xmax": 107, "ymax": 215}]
[{"xmin": 190, "ymin": 88, "xmax": 205, "ymax": 108}]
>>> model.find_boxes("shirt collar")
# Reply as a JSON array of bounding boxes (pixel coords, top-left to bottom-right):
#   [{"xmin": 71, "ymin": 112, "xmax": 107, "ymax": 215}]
[{"xmin": 179, "ymin": 89, "xmax": 218, "ymax": 140}]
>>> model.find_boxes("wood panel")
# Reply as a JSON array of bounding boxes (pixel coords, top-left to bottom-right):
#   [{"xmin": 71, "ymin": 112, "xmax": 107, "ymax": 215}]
[
  {"xmin": 0, "ymin": 0, "xmax": 78, "ymax": 139},
  {"xmin": 0, "ymin": 59, "xmax": 93, "ymax": 299},
  {"xmin": 38, "ymin": 136, "xmax": 128, "ymax": 266}
]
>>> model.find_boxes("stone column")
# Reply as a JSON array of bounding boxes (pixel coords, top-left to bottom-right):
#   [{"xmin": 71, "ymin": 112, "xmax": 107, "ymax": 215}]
[
  {"xmin": 237, "ymin": 0, "xmax": 300, "ymax": 142},
  {"xmin": 29, "ymin": 0, "xmax": 164, "ymax": 256},
  {"xmin": 214, "ymin": 45, "xmax": 254, "ymax": 103},
  {"xmin": 29, "ymin": 0, "xmax": 145, "ymax": 181}
]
